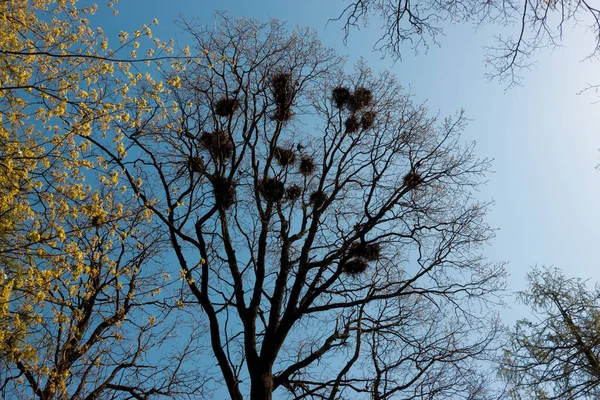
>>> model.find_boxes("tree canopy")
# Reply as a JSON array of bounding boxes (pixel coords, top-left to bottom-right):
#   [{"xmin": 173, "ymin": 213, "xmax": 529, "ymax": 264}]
[
  {"xmin": 501, "ymin": 267, "xmax": 600, "ymax": 399},
  {"xmin": 80, "ymin": 14, "xmax": 505, "ymax": 399},
  {"xmin": 337, "ymin": 0, "xmax": 600, "ymax": 86},
  {"xmin": 1, "ymin": 1, "xmax": 204, "ymax": 398},
  {"xmin": 0, "ymin": 2, "xmax": 507, "ymax": 399}
]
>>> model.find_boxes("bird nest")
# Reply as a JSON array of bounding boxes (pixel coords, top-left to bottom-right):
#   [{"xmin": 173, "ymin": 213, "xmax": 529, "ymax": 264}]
[
  {"xmin": 274, "ymin": 147, "xmax": 297, "ymax": 166},
  {"xmin": 348, "ymin": 242, "xmax": 381, "ymax": 262},
  {"xmin": 361, "ymin": 111, "xmax": 377, "ymax": 130},
  {"xmin": 214, "ymin": 97, "xmax": 240, "ymax": 117},
  {"xmin": 345, "ymin": 114, "xmax": 360, "ymax": 134},
  {"xmin": 342, "ymin": 258, "xmax": 369, "ymax": 275},
  {"xmin": 188, "ymin": 156, "xmax": 205, "ymax": 174},
  {"xmin": 285, "ymin": 184, "xmax": 302, "ymax": 201},
  {"xmin": 272, "ymin": 73, "xmax": 293, "ymax": 101},
  {"xmin": 403, "ymin": 170, "xmax": 423, "ymax": 189},
  {"xmin": 271, "ymin": 73, "xmax": 294, "ymax": 123},
  {"xmin": 259, "ymin": 177, "xmax": 285, "ymax": 202},
  {"xmin": 332, "ymin": 86, "xmax": 351, "ymax": 109},
  {"xmin": 210, "ymin": 176, "xmax": 236, "ymax": 209},
  {"xmin": 91, "ymin": 215, "xmax": 105, "ymax": 227},
  {"xmin": 348, "ymin": 87, "xmax": 373, "ymax": 112},
  {"xmin": 309, "ymin": 190, "xmax": 328, "ymax": 208},
  {"xmin": 298, "ymin": 156, "xmax": 316, "ymax": 176},
  {"xmin": 199, "ymin": 131, "xmax": 234, "ymax": 159}
]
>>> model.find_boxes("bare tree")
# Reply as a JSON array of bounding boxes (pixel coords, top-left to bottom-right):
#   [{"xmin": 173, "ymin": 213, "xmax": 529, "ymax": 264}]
[
  {"xmin": 85, "ymin": 15, "xmax": 506, "ymax": 399},
  {"xmin": 501, "ymin": 267, "xmax": 600, "ymax": 399},
  {"xmin": 336, "ymin": 0, "xmax": 600, "ymax": 86}
]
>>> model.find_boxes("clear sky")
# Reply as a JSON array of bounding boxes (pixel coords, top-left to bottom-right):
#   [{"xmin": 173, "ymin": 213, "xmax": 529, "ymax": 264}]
[{"xmin": 95, "ymin": 0, "xmax": 600, "ymax": 323}]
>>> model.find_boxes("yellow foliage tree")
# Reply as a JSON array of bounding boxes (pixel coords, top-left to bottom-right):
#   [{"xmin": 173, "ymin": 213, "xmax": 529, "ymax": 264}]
[{"xmin": 1, "ymin": 1, "xmax": 206, "ymax": 398}]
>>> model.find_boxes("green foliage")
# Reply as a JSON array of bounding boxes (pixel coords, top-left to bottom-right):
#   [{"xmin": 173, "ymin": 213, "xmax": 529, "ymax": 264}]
[{"xmin": 501, "ymin": 267, "xmax": 600, "ymax": 399}]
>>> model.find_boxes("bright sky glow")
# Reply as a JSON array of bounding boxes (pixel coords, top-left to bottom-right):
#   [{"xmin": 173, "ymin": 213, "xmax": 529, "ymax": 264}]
[{"xmin": 96, "ymin": 0, "xmax": 600, "ymax": 326}]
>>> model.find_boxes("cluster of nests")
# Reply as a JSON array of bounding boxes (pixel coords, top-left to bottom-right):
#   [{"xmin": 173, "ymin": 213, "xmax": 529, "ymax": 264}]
[
  {"xmin": 341, "ymin": 242, "xmax": 382, "ymax": 275},
  {"xmin": 194, "ymin": 144, "xmax": 321, "ymax": 210},
  {"xmin": 271, "ymin": 73, "xmax": 295, "ymax": 123},
  {"xmin": 200, "ymin": 71, "xmax": 297, "ymax": 160},
  {"xmin": 199, "ymin": 169, "xmax": 421, "ymax": 212},
  {"xmin": 273, "ymin": 146, "xmax": 316, "ymax": 175},
  {"xmin": 186, "ymin": 130, "xmax": 233, "ymax": 175},
  {"xmin": 332, "ymin": 87, "xmax": 377, "ymax": 133},
  {"xmin": 257, "ymin": 177, "xmax": 328, "ymax": 209},
  {"xmin": 186, "ymin": 130, "xmax": 234, "ymax": 162},
  {"xmin": 184, "ymin": 132, "xmax": 236, "ymax": 210},
  {"xmin": 213, "ymin": 71, "xmax": 296, "ymax": 123},
  {"xmin": 257, "ymin": 144, "xmax": 326, "ymax": 206}
]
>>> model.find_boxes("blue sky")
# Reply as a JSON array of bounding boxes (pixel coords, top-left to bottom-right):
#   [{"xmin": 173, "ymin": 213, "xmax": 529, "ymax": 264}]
[{"xmin": 96, "ymin": 0, "xmax": 600, "ymax": 322}]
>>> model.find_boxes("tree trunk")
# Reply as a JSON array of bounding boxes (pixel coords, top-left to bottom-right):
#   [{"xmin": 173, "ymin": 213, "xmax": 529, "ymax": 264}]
[{"xmin": 250, "ymin": 369, "xmax": 274, "ymax": 400}]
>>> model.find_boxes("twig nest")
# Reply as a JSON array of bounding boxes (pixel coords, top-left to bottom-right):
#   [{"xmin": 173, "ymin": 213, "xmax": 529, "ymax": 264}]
[
  {"xmin": 345, "ymin": 114, "xmax": 360, "ymax": 133},
  {"xmin": 274, "ymin": 147, "xmax": 297, "ymax": 166},
  {"xmin": 271, "ymin": 73, "xmax": 294, "ymax": 123},
  {"xmin": 348, "ymin": 87, "xmax": 373, "ymax": 112},
  {"xmin": 348, "ymin": 242, "xmax": 381, "ymax": 262},
  {"xmin": 91, "ymin": 215, "xmax": 105, "ymax": 227},
  {"xmin": 200, "ymin": 131, "xmax": 234, "ymax": 159},
  {"xmin": 285, "ymin": 184, "xmax": 302, "ymax": 201},
  {"xmin": 403, "ymin": 170, "xmax": 423, "ymax": 189},
  {"xmin": 309, "ymin": 190, "xmax": 328, "ymax": 208},
  {"xmin": 360, "ymin": 111, "xmax": 376, "ymax": 130},
  {"xmin": 210, "ymin": 176, "xmax": 236, "ymax": 209},
  {"xmin": 188, "ymin": 156, "xmax": 205, "ymax": 174},
  {"xmin": 214, "ymin": 97, "xmax": 240, "ymax": 117},
  {"xmin": 271, "ymin": 73, "xmax": 292, "ymax": 102},
  {"xmin": 342, "ymin": 258, "xmax": 368, "ymax": 275},
  {"xmin": 332, "ymin": 86, "xmax": 351, "ymax": 109},
  {"xmin": 298, "ymin": 156, "xmax": 316, "ymax": 176},
  {"xmin": 259, "ymin": 177, "xmax": 285, "ymax": 202}
]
